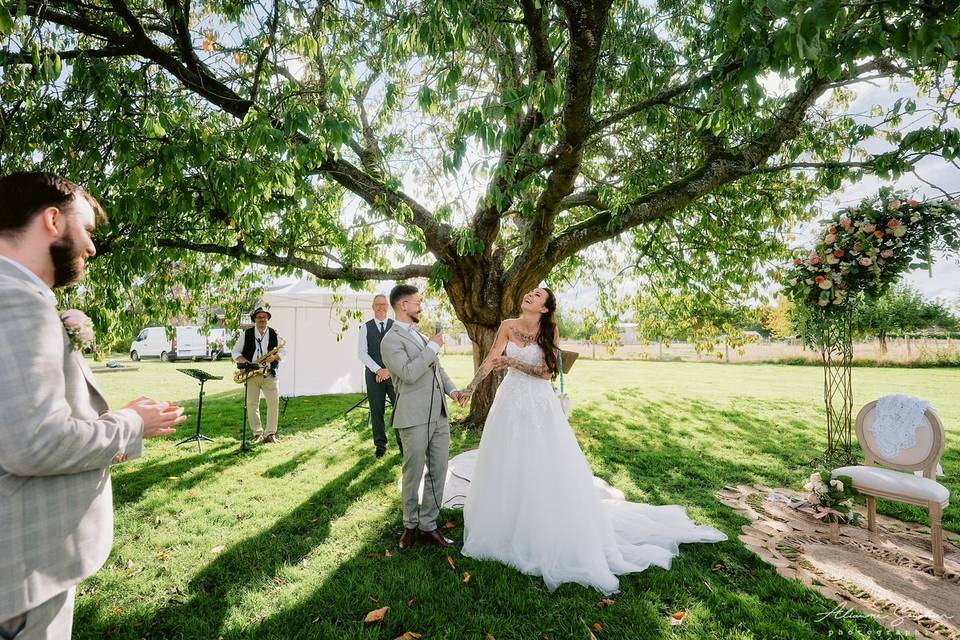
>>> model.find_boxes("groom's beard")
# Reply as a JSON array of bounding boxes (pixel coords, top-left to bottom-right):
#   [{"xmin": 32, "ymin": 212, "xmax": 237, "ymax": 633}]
[
  {"xmin": 50, "ymin": 235, "xmax": 85, "ymax": 288},
  {"xmin": 409, "ymin": 311, "xmax": 420, "ymax": 323}
]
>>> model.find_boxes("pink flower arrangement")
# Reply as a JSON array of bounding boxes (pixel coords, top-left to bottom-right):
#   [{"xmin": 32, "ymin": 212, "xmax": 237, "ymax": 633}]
[{"xmin": 783, "ymin": 193, "xmax": 960, "ymax": 311}]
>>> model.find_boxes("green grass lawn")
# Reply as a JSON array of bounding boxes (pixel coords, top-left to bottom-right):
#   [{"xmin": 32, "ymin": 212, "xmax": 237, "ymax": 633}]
[{"xmin": 74, "ymin": 356, "xmax": 959, "ymax": 640}]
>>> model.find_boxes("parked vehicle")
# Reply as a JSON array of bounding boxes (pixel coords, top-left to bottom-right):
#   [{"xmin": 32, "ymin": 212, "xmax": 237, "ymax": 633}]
[
  {"xmin": 169, "ymin": 326, "xmax": 208, "ymax": 361},
  {"xmin": 129, "ymin": 327, "xmax": 171, "ymax": 361},
  {"xmin": 130, "ymin": 326, "xmax": 232, "ymax": 362}
]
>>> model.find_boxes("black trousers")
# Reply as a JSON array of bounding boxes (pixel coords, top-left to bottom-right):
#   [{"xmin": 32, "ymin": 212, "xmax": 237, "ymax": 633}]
[{"xmin": 365, "ymin": 369, "xmax": 397, "ymax": 450}]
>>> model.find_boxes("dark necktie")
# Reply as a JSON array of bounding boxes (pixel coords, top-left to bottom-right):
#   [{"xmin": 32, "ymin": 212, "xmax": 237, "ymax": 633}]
[{"xmin": 379, "ymin": 321, "xmax": 385, "ymax": 336}]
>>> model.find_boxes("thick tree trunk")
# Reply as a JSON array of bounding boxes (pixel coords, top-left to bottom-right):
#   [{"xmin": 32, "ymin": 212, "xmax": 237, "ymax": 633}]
[
  {"xmin": 878, "ymin": 330, "xmax": 888, "ymax": 354},
  {"xmin": 444, "ymin": 258, "xmax": 540, "ymax": 427}
]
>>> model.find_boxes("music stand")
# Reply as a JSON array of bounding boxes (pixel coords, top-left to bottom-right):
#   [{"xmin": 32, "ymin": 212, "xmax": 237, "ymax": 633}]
[{"xmin": 176, "ymin": 368, "xmax": 223, "ymax": 453}]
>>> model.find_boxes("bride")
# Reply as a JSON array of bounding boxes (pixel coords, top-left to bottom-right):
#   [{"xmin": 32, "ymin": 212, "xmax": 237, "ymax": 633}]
[{"xmin": 458, "ymin": 287, "xmax": 726, "ymax": 594}]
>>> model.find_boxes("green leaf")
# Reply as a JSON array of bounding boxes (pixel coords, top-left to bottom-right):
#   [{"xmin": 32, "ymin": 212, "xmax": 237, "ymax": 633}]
[
  {"xmin": 726, "ymin": 0, "xmax": 746, "ymax": 39},
  {"xmin": 0, "ymin": 10, "xmax": 13, "ymax": 36}
]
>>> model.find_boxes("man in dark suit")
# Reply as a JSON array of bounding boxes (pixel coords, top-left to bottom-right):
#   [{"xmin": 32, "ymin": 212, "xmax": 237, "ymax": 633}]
[{"xmin": 357, "ymin": 294, "xmax": 396, "ymax": 458}]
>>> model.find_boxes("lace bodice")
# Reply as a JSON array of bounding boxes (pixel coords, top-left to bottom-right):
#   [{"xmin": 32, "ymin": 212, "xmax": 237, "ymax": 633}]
[{"xmin": 505, "ymin": 341, "xmax": 545, "ymax": 366}]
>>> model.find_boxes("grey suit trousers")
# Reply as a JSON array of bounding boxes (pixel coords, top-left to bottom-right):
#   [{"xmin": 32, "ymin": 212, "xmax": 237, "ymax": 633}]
[
  {"xmin": 397, "ymin": 417, "xmax": 450, "ymax": 531},
  {"xmin": 0, "ymin": 589, "xmax": 74, "ymax": 640}
]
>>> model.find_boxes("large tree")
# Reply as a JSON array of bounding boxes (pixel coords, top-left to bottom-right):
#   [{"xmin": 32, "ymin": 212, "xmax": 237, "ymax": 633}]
[{"xmin": 2, "ymin": 0, "xmax": 958, "ymax": 423}]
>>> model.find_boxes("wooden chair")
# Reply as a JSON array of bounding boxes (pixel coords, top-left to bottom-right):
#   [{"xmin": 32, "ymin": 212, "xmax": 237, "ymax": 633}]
[{"xmin": 832, "ymin": 398, "xmax": 950, "ymax": 575}]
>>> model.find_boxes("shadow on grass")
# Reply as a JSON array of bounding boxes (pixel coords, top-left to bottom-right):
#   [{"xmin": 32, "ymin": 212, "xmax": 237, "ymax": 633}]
[
  {"xmin": 76, "ymin": 388, "xmax": 940, "ymax": 639},
  {"xmin": 575, "ymin": 389, "xmax": 957, "ymax": 534},
  {"xmin": 76, "ymin": 456, "xmax": 399, "ymax": 639},
  {"xmin": 113, "ymin": 394, "xmax": 370, "ymax": 507}
]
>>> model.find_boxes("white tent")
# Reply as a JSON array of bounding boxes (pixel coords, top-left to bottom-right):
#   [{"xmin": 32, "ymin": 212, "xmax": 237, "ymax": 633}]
[{"xmin": 262, "ymin": 280, "xmax": 379, "ymax": 397}]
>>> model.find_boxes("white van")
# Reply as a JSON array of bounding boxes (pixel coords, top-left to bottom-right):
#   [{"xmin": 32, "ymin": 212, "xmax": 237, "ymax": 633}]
[
  {"xmin": 129, "ymin": 327, "xmax": 172, "ymax": 361},
  {"xmin": 169, "ymin": 326, "xmax": 209, "ymax": 361},
  {"xmin": 130, "ymin": 326, "xmax": 222, "ymax": 361}
]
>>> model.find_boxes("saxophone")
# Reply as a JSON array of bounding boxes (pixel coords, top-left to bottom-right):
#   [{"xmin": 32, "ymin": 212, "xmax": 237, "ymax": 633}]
[{"xmin": 234, "ymin": 338, "xmax": 287, "ymax": 383}]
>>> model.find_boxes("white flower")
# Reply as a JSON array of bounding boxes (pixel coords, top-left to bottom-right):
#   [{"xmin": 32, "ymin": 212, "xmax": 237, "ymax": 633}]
[
  {"xmin": 60, "ymin": 309, "xmax": 95, "ymax": 351},
  {"xmin": 830, "ymin": 479, "xmax": 844, "ymax": 492}
]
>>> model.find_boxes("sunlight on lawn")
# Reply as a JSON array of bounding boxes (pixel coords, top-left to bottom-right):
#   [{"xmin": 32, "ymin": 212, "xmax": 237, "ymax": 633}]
[{"xmin": 72, "ymin": 355, "xmax": 958, "ymax": 639}]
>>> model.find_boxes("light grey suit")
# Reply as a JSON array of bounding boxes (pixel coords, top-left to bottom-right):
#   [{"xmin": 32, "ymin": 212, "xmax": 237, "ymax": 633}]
[
  {"xmin": 0, "ymin": 259, "xmax": 144, "ymax": 638},
  {"xmin": 380, "ymin": 323, "xmax": 457, "ymax": 531}
]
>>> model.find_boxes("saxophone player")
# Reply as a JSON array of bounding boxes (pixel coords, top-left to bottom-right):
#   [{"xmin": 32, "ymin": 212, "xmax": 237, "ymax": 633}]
[{"xmin": 232, "ymin": 307, "xmax": 284, "ymax": 443}]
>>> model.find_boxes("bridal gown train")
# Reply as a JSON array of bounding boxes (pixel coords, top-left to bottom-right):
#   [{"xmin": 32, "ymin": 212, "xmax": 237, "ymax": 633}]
[{"xmin": 457, "ymin": 342, "xmax": 727, "ymax": 594}]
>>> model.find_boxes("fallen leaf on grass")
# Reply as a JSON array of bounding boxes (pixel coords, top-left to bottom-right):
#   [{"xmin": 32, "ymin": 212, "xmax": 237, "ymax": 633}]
[
  {"xmin": 407, "ymin": 598, "xmax": 417, "ymax": 607},
  {"xmin": 443, "ymin": 521, "xmax": 456, "ymax": 529},
  {"xmin": 486, "ymin": 635, "xmax": 496, "ymax": 640},
  {"xmin": 462, "ymin": 572, "xmax": 471, "ymax": 584},
  {"xmin": 393, "ymin": 633, "xmax": 422, "ymax": 640},
  {"xmin": 385, "ymin": 549, "xmax": 393, "ymax": 557},
  {"xmin": 154, "ymin": 516, "xmax": 162, "ymax": 528},
  {"xmin": 156, "ymin": 550, "xmax": 172, "ymax": 561},
  {"xmin": 363, "ymin": 606, "xmax": 389, "ymax": 623},
  {"xmin": 447, "ymin": 555, "xmax": 457, "ymax": 571},
  {"xmin": 597, "ymin": 598, "xmax": 615, "ymax": 608},
  {"xmin": 670, "ymin": 611, "xmax": 686, "ymax": 626},
  {"xmin": 593, "ymin": 623, "xmax": 603, "ymax": 632},
  {"xmin": 210, "ymin": 545, "xmax": 226, "ymax": 555}
]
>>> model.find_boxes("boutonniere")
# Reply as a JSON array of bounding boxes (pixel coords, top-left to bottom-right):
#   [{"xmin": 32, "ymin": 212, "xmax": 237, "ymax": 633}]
[{"xmin": 60, "ymin": 309, "xmax": 95, "ymax": 351}]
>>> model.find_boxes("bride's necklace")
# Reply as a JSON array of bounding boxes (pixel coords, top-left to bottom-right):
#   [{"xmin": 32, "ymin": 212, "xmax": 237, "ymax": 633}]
[{"xmin": 513, "ymin": 324, "xmax": 540, "ymax": 346}]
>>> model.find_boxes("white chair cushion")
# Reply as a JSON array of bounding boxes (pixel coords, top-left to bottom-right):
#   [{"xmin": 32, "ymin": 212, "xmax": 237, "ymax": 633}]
[{"xmin": 833, "ymin": 465, "xmax": 949, "ymax": 505}]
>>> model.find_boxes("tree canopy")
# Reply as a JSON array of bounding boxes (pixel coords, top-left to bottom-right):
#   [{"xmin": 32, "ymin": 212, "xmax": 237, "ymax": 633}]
[{"xmin": 2, "ymin": 0, "xmax": 959, "ymax": 419}]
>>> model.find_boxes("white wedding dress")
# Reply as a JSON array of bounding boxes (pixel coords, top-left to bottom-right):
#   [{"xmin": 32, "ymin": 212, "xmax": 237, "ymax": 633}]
[{"xmin": 458, "ymin": 342, "xmax": 727, "ymax": 594}]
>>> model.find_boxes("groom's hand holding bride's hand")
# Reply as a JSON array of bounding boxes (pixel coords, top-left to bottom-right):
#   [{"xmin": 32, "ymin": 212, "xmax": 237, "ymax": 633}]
[{"xmin": 451, "ymin": 390, "xmax": 470, "ymax": 407}]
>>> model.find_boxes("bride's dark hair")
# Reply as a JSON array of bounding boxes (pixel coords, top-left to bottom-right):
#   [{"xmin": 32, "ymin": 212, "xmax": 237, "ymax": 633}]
[{"xmin": 537, "ymin": 287, "xmax": 560, "ymax": 378}]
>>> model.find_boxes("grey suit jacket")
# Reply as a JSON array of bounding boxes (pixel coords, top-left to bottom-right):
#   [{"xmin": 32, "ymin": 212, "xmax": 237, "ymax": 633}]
[
  {"xmin": 0, "ymin": 260, "xmax": 144, "ymax": 620},
  {"xmin": 380, "ymin": 324, "xmax": 457, "ymax": 429}
]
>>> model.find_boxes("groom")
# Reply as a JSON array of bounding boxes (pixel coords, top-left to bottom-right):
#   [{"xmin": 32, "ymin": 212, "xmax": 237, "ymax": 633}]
[{"xmin": 381, "ymin": 284, "xmax": 467, "ymax": 551}]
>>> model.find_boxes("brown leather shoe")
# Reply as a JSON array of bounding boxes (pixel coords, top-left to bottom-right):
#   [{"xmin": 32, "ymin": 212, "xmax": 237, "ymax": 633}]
[
  {"xmin": 263, "ymin": 434, "xmax": 279, "ymax": 444},
  {"xmin": 419, "ymin": 528, "xmax": 455, "ymax": 547},
  {"xmin": 399, "ymin": 527, "xmax": 418, "ymax": 552}
]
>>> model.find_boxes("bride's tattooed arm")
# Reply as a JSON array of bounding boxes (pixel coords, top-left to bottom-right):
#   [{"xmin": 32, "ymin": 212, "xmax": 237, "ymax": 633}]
[
  {"xmin": 462, "ymin": 321, "xmax": 512, "ymax": 395},
  {"xmin": 499, "ymin": 357, "xmax": 551, "ymax": 379}
]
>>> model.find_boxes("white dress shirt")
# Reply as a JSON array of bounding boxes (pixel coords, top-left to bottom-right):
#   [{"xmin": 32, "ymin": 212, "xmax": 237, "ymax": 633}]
[
  {"xmin": 232, "ymin": 328, "xmax": 281, "ymax": 361},
  {"xmin": 391, "ymin": 320, "xmax": 441, "ymax": 353},
  {"xmin": 358, "ymin": 318, "xmax": 391, "ymax": 374}
]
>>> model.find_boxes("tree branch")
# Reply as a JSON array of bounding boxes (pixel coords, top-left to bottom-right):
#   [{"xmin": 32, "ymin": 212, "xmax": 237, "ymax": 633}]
[
  {"xmin": 545, "ymin": 70, "xmax": 839, "ymax": 266},
  {"xmin": 502, "ymin": 0, "xmax": 614, "ymax": 295},
  {"xmin": 590, "ymin": 61, "xmax": 743, "ymax": 135},
  {"xmin": 0, "ymin": 45, "xmax": 136, "ymax": 65},
  {"xmin": 156, "ymin": 238, "xmax": 434, "ymax": 280},
  {"xmin": 27, "ymin": 2, "xmax": 448, "ymax": 261}
]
